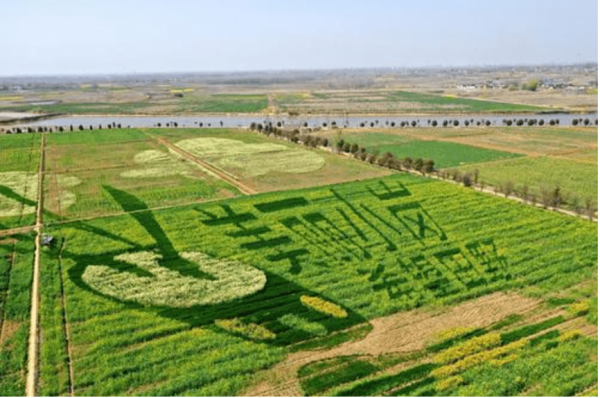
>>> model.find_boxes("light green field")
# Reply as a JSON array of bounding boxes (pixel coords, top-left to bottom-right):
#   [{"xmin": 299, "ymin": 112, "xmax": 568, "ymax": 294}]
[
  {"xmin": 43, "ymin": 129, "xmax": 239, "ymax": 221},
  {"xmin": 0, "ymin": 134, "xmax": 41, "ymax": 229},
  {"xmin": 37, "ymin": 173, "xmax": 596, "ymax": 396},
  {"xmin": 0, "ymin": 233, "xmax": 35, "ymax": 395},
  {"xmin": 457, "ymin": 156, "xmax": 598, "ymax": 206}
]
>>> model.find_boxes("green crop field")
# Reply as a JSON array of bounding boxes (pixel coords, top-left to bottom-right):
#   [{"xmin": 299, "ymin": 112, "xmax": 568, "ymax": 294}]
[
  {"xmin": 36, "ymin": 172, "xmax": 596, "ymax": 395},
  {"xmin": 457, "ymin": 156, "xmax": 598, "ymax": 206},
  {"xmin": 0, "ymin": 233, "xmax": 35, "ymax": 395},
  {"xmin": 385, "ymin": 91, "xmax": 546, "ymax": 113},
  {"xmin": 321, "ymin": 126, "xmax": 597, "ymax": 210},
  {"xmin": 176, "ymin": 94, "xmax": 268, "ymax": 113},
  {"xmin": 0, "ymin": 126, "xmax": 596, "ymax": 397},
  {"xmin": 2, "ymin": 93, "xmax": 269, "ymax": 115},
  {"xmin": 375, "ymin": 141, "xmax": 521, "ymax": 168},
  {"xmin": 42, "ymin": 129, "xmax": 239, "ymax": 221},
  {"xmin": 321, "ymin": 131, "xmax": 521, "ymax": 168},
  {"xmin": 0, "ymin": 134, "xmax": 41, "ymax": 230},
  {"xmin": 272, "ymin": 90, "xmax": 549, "ymax": 114},
  {"xmin": 300, "ymin": 309, "xmax": 596, "ymax": 396}
]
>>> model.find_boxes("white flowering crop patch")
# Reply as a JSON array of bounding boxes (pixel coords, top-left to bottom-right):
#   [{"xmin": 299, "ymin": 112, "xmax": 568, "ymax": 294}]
[
  {"xmin": 175, "ymin": 137, "xmax": 325, "ymax": 177},
  {"xmin": 121, "ymin": 149, "xmax": 200, "ymax": 179},
  {"xmin": 81, "ymin": 250, "xmax": 267, "ymax": 307},
  {"xmin": 0, "ymin": 171, "xmax": 81, "ymax": 218}
]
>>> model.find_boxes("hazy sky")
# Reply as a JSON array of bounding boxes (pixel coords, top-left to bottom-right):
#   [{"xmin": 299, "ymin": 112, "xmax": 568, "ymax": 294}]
[{"xmin": 2, "ymin": 0, "xmax": 597, "ymax": 76}]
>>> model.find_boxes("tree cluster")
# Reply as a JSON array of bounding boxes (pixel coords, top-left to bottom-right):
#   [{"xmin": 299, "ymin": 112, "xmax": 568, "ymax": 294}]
[{"xmin": 248, "ymin": 123, "xmax": 436, "ymax": 175}]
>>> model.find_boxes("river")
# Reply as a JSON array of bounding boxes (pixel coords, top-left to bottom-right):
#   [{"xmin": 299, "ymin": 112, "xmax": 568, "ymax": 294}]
[{"xmin": 7, "ymin": 112, "xmax": 599, "ymax": 129}]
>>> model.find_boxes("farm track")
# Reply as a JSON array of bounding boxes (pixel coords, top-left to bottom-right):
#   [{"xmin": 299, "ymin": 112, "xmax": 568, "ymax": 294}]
[
  {"xmin": 243, "ymin": 292, "xmax": 540, "ymax": 397},
  {"xmin": 152, "ymin": 136, "xmax": 256, "ymax": 195},
  {"xmin": 0, "ymin": 225, "xmax": 38, "ymax": 237},
  {"xmin": 26, "ymin": 133, "xmax": 45, "ymax": 397}
]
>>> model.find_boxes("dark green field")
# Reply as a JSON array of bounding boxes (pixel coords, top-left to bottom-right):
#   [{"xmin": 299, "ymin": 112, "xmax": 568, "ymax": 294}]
[
  {"xmin": 385, "ymin": 91, "xmax": 545, "ymax": 113},
  {"xmin": 323, "ymin": 131, "xmax": 522, "ymax": 168}
]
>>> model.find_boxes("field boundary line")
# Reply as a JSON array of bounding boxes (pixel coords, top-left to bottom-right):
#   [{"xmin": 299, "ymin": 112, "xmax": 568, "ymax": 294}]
[
  {"xmin": 152, "ymin": 135, "xmax": 256, "ymax": 195},
  {"xmin": 26, "ymin": 132, "xmax": 45, "ymax": 397},
  {"xmin": 57, "ymin": 238, "xmax": 75, "ymax": 396}
]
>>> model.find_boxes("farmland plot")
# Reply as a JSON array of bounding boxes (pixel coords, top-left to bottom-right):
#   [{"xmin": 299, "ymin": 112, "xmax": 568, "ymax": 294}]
[
  {"xmin": 43, "ymin": 130, "xmax": 239, "ymax": 221},
  {"xmin": 457, "ymin": 156, "xmax": 598, "ymax": 205},
  {"xmin": 38, "ymin": 173, "xmax": 597, "ymax": 395},
  {"xmin": 146, "ymin": 128, "xmax": 390, "ymax": 192},
  {"xmin": 274, "ymin": 90, "xmax": 546, "ymax": 114},
  {"xmin": 298, "ymin": 305, "xmax": 597, "ymax": 396},
  {"xmin": 0, "ymin": 234, "xmax": 35, "ymax": 395},
  {"xmin": 0, "ymin": 134, "xmax": 41, "ymax": 230},
  {"xmin": 318, "ymin": 131, "xmax": 522, "ymax": 168},
  {"xmin": 320, "ymin": 126, "xmax": 597, "ymax": 208}
]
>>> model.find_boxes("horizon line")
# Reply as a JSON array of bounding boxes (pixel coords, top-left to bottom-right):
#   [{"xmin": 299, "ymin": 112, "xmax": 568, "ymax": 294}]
[{"xmin": 1, "ymin": 61, "xmax": 597, "ymax": 80}]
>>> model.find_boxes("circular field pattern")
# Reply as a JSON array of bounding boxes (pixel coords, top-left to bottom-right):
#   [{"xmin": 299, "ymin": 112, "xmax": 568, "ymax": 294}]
[
  {"xmin": 120, "ymin": 149, "xmax": 194, "ymax": 179},
  {"xmin": 81, "ymin": 251, "xmax": 267, "ymax": 307},
  {"xmin": 175, "ymin": 137, "xmax": 325, "ymax": 177}
]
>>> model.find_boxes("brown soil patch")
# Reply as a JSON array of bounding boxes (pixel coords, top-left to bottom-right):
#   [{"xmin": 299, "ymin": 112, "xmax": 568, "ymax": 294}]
[
  {"xmin": 241, "ymin": 291, "xmax": 540, "ymax": 397},
  {"xmin": 0, "ymin": 320, "xmax": 21, "ymax": 344},
  {"xmin": 446, "ymin": 135, "xmax": 544, "ymax": 157},
  {"xmin": 0, "ymin": 226, "xmax": 37, "ymax": 237},
  {"xmin": 555, "ymin": 317, "xmax": 598, "ymax": 339}
]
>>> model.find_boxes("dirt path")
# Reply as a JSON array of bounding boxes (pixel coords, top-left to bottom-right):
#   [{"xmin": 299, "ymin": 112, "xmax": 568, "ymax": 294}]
[
  {"xmin": 153, "ymin": 136, "xmax": 256, "ymax": 195},
  {"xmin": 0, "ymin": 225, "xmax": 38, "ymax": 237},
  {"xmin": 242, "ymin": 292, "xmax": 540, "ymax": 397},
  {"xmin": 26, "ymin": 133, "xmax": 45, "ymax": 397}
]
